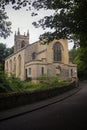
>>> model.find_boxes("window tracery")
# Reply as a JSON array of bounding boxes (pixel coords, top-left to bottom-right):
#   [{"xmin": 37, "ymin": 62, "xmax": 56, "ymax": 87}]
[{"xmin": 53, "ymin": 42, "xmax": 62, "ymax": 61}]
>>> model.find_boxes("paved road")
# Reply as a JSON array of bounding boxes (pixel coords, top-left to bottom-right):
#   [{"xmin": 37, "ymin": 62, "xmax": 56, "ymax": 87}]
[{"xmin": 0, "ymin": 82, "xmax": 87, "ymax": 130}]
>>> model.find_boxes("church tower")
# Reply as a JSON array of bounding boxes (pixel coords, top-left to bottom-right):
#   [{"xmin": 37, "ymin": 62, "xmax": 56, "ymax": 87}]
[{"xmin": 14, "ymin": 28, "xmax": 29, "ymax": 53}]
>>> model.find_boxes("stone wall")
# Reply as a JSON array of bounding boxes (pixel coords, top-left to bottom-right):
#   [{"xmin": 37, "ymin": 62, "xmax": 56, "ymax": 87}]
[
  {"xmin": 0, "ymin": 81, "xmax": 77, "ymax": 111},
  {"xmin": 25, "ymin": 42, "xmax": 38, "ymax": 63}
]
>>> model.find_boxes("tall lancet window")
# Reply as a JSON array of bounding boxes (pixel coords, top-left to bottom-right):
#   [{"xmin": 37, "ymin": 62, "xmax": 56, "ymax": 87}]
[
  {"xmin": 21, "ymin": 40, "xmax": 25, "ymax": 48},
  {"xmin": 6, "ymin": 61, "xmax": 8, "ymax": 71},
  {"xmin": 14, "ymin": 57, "xmax": 16, "ymax": 73},
  {"xmin": 18, "ymin": 55, "xmax": 21, "ymax": 76},
  {"xmin": 53, "ymin": 42, "xmax": 62, "ymax": 61},
  {"xmin": 10, "ymin": 59, "xmax": 12, "ymax": 73}
]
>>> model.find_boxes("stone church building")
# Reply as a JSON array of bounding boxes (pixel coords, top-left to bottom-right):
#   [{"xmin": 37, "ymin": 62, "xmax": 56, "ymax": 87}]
[{"xmin": 5, "ymin": 29, "xmax": 77, "ymax": 82}]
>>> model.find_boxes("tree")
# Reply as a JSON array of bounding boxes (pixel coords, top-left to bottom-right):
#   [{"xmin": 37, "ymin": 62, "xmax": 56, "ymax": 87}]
[
  {"xmin": 69, "ymin": 47, "xmax": 87, "ymax": 80},
  {"xmin": 69, "ymin": 48, "xmax": 80, "ymax": 63},
  {"xmin": 31, "ymin": 0, "xmax": 87, "ymax": 46},
  {"xmin": 77, "ymin": 48, "xmax": 87, "ymax": 79},
  {"xmin": 0, "ymin": 43, "xmax": 14, "ymax": 70},
  {"xmin": 0, "ymin": 43, "xmax": 6, "ymax": 70},
  {"xmin": 0, "ymin": 9, "xmax": 12, "ymax": 39},
  {"xmin": 0, "ymin": 0, "xmax": 31, "ymax": 10},
  {"xmin": 0, "ymin": 1, "xmax": 87, "ymax": 46}
]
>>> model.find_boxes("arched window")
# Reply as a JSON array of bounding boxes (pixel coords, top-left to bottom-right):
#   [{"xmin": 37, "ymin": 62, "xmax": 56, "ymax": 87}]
[
  {"xmin": 6, "ymin": 61, "xmax": 8, "ymax": 71},
  {"xmin": 18, "ymin": 55, "xmax": 21, "ymax": 75},
  {"xmin": 14, "ymin": 57, "xmax": 16, "ymax": 73},
  {"xmin": 41, "ymin": 67, "xmax": 44, "ymax": 75},
  {"xmin": 10, "ymin": 59, "xmax": 12, "ymax": 73},
  {"xmin": 21, "ymin": 40, "xmax": 25, "ymax": 48},
  {"xmin": 53, "ymin": 42, "xmax": 62, "ymax": 61},
  {"xmin": 32, "ymin": 52, "xmax": 36, "ymax": 60}
]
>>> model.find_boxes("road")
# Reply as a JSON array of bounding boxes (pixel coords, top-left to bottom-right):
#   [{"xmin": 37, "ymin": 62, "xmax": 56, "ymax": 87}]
[{"xmin": 0, "ymin": 82, "xmax": 87, "ymax": 130}]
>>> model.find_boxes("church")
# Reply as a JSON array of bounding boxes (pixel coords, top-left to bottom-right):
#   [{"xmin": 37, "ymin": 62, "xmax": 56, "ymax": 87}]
[{"xmin": 5, "ymin": 29, "xmax": 77, "ymax": 82}]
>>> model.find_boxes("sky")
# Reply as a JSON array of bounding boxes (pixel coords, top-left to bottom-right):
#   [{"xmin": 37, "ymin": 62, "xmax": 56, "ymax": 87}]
[{"xmin": 1, "ymin": 4, "xmax": 74, "ymax": 49}]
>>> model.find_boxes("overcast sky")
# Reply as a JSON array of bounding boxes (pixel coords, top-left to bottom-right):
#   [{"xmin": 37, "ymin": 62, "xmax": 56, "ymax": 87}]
[{"xmin": 1, "ymin": 5, "xmax": 74, "ymax": 49}]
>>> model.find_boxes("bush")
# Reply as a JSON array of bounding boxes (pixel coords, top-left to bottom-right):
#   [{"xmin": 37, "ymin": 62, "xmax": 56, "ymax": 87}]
[
  {"xmin": 0, "ymin": 72, "xmax": 70, "ymax": 94},
  {"xmin": 0, "ymin": 71, "xmax": 13, "ymax": 93},
  {"xmin": 39, "ymin": 75, "xmax": 70, "ymax": 88},
  {"xmin": 22, "ymin": 82, "xmax": 44, "ymax": 92},
  {"xmin": 0, "ymin": 72, "xmax": 25, "ymax": 93},
  {"xmin": 7, "ymin": 75, "xmax": 26, "ymax": 92}
]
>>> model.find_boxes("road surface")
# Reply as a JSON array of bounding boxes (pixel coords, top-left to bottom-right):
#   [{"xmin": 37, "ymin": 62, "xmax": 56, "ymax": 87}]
[{"xmin": 0, "ymin": 82, "xmax": 87, "ymax": 130}]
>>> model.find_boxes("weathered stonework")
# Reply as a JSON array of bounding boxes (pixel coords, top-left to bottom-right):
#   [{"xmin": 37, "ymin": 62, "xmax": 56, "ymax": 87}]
[{"xmin": 5, "ymin": 29, "xmax": 77, "ymax": 82}]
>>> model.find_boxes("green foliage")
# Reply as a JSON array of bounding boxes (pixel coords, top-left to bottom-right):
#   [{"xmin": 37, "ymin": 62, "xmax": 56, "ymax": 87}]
[
  {"xmin": 39, "ymin": 75, "xmax": 59, "ymax": 87},
  {"xmin": 6, "ymin": 46, "xmax": 14, "ymax": 57},
  {"xmin": 0, "ymin": 0, "xmax": 30, "ymax": 10},
  {"xmin": 0, "ymin": 9, "xmax": 12, "ymax": 38},
  {"xmin": 31, "ymin": 0, "xmax": 87, "ymax": 46},
  {"xmin": 0, "ymin": 64, "xmax": 3, "ymax": 71},
  {"xmin": 39, "ymin": 74, "xmax": 69, "ymax": 88},
  {"xmin": 8, "ymin": 76, "xmax": 24, "ymax": 92},
  {"xmin": 0, "ymin": 72, "xmax": 70, "ymax": 94},
  {"xmin": 70, "ymin": 47, "xmax": 87, "ymax": 79},
  {"xmin": 0, "ymin": 43, "xmax": 14, "ymax": 70},
  {"xmin": 78, "ymin": 47, "xmax": 87, "ymax": 79},
  {"xmin": 0, "ymin": 43, "xmax": 6, "ymax": 70},
  {"xmin": 69, "ymin": 48, "xmax": 80, "ymax": 63},
  {"xmin": 22, "ymin": 82, "xmax": 44, "ymax": 92},
  {"xmin": 0, "ymin": 1, "xmax": 87, "ymax": 47},
  {"xmin": 0, "ymin": 71, "xmax": 13, "ymax": 93},
  {"xmin": 0, "ymin": 72, "xmax": 25, "ymax": 93}
]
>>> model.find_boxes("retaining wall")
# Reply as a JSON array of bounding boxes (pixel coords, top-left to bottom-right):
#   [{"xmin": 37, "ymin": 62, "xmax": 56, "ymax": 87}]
[{"xmin": 0, "ymin": 81, "xmax": 77, "ymax": 111}]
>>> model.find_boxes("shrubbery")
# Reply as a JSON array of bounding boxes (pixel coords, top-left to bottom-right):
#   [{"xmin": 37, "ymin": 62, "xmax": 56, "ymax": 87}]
[
  {"xmin": 0, "ymin": 71, "xmax": 23, "ymax": 93},
  {"xmin": 0, "ymin": 71, "xmax": 13, "ymax": 93},
  {"xmin": 0, "ymin": 72, "xmax": 70, "ymax": 94},
  {"xmin": 39, "ymin": 74, "xmax": 69, "ymax": 88}
]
